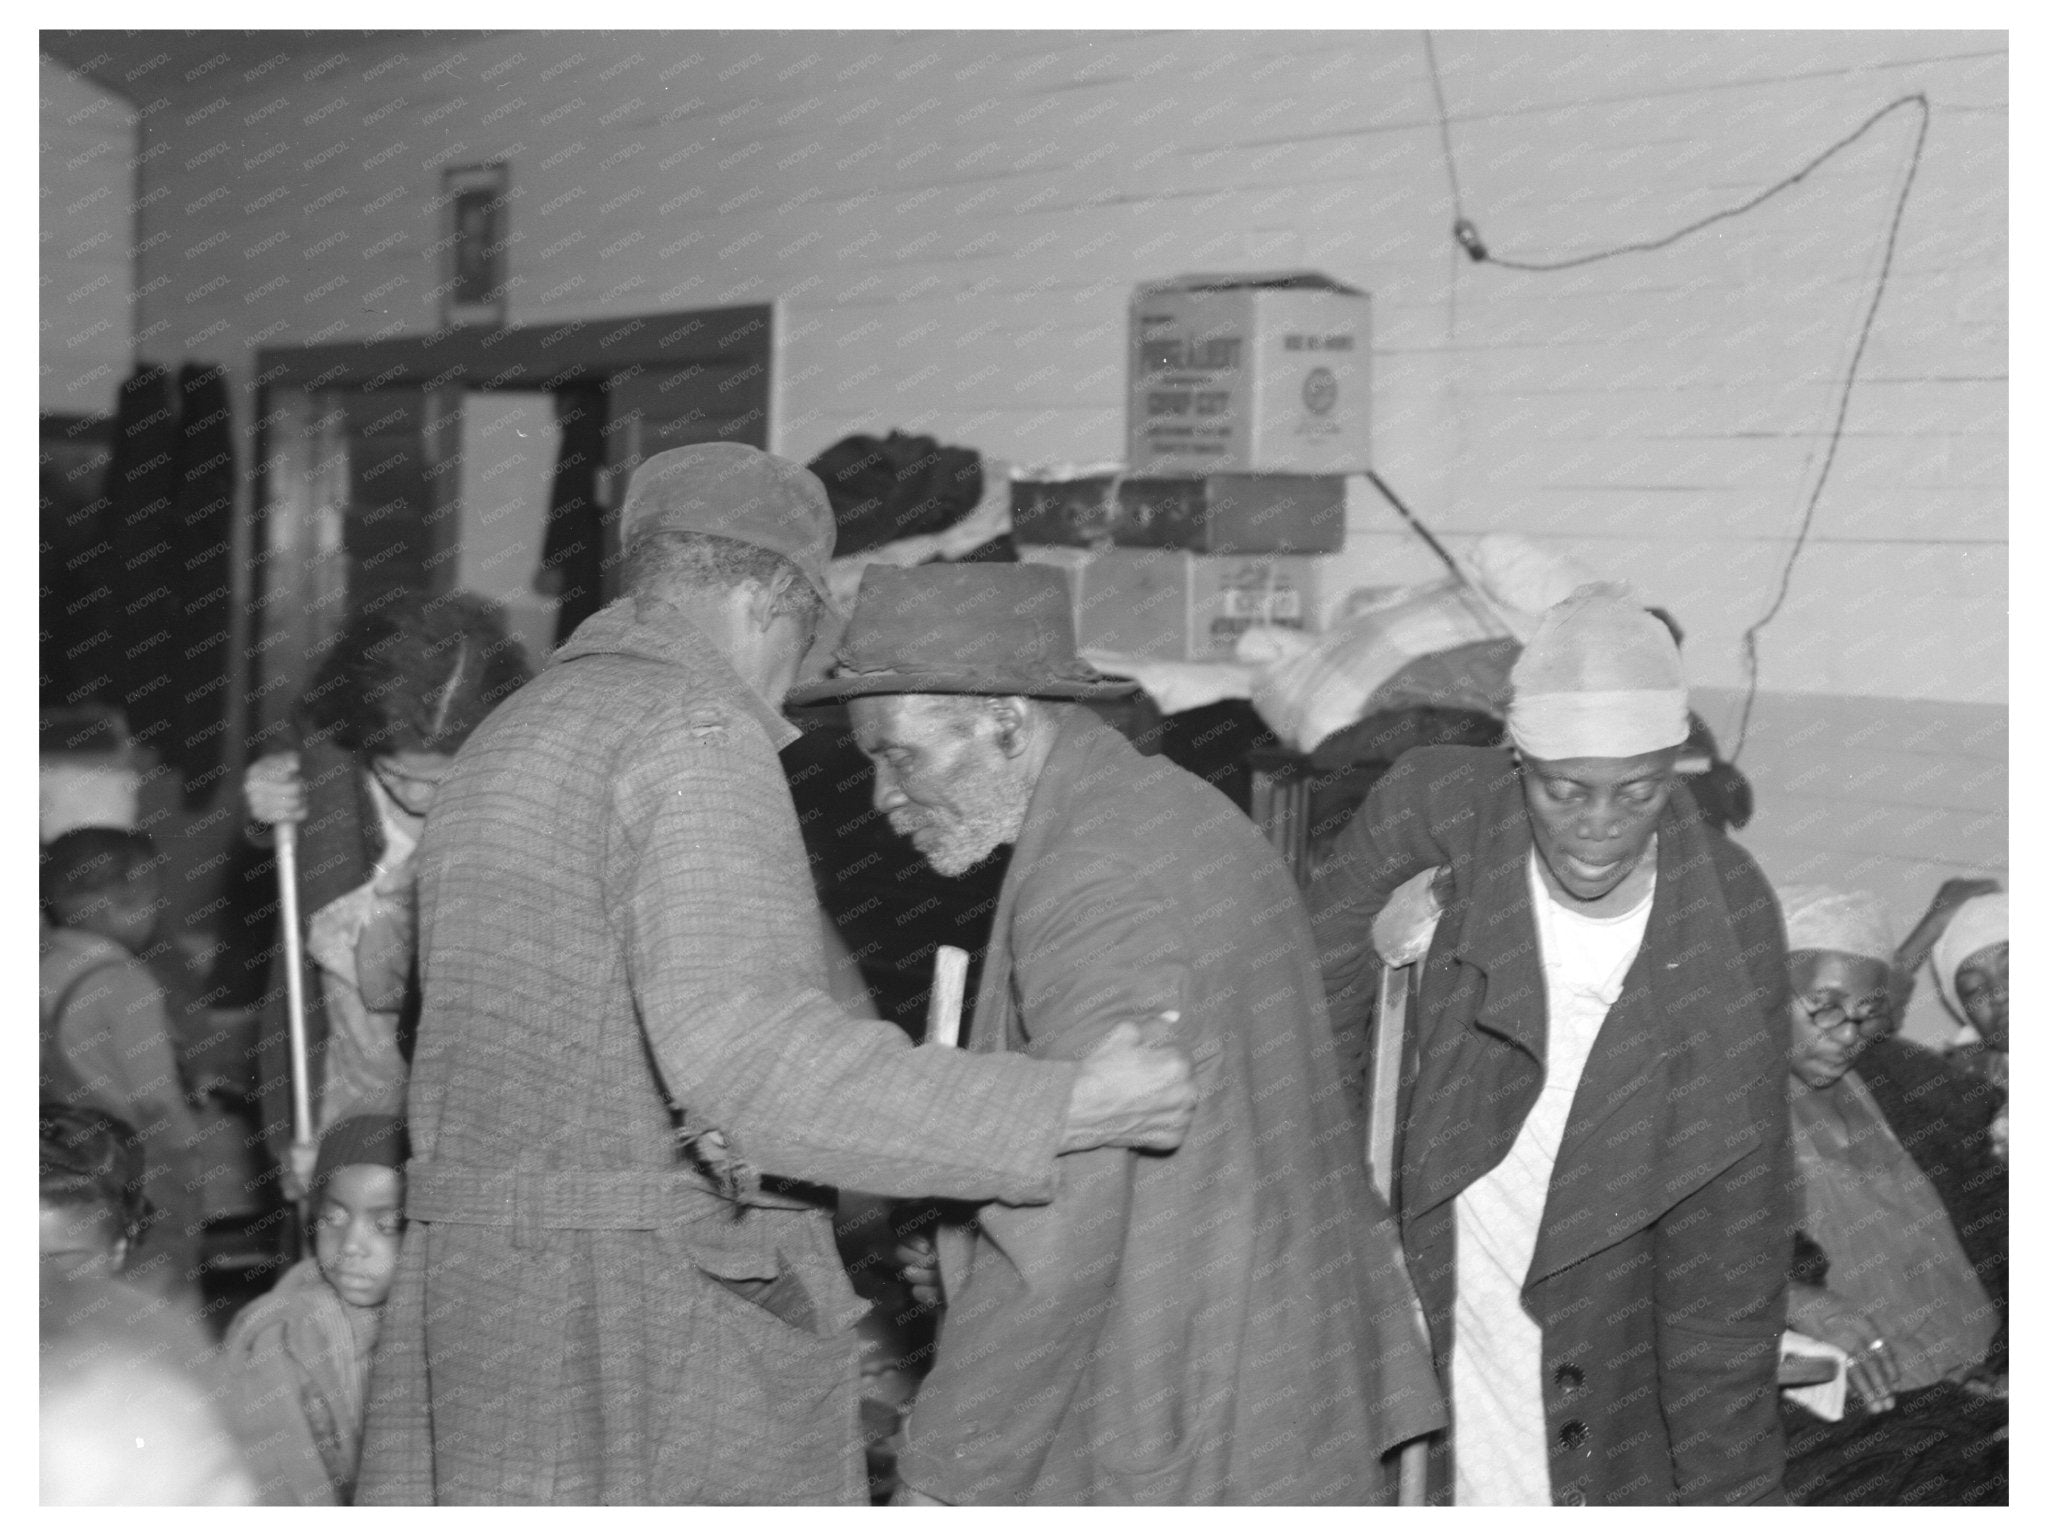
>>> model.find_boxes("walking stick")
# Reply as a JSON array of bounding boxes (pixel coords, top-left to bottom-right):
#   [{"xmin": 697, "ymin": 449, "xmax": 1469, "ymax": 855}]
[
  {"xmin": 1369, "ymin": 868, "xmax": 1447, "ymax": 1508},
  {"xmin": 924, "ymin": 945, "xmax": 969, "ymax": 1049},
  {"xmin": 275, "ymin": 820, "xmax": 316, "ymax": 1239}
]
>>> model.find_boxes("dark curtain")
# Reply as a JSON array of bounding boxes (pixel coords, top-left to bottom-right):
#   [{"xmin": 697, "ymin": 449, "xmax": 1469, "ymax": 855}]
[
  {"xmin": 83, "ymin": 362, "xmax": 241, "ymax": 802},
  {"xmin": 98, "ymin": 365, "xmax": 182, "ymax": 737},
  {"xmin": 538, "ymin": 386, "xmax": 610, "ymax": 646},
  {"xmin": 169, "ymin": 364, "xmax": 238, "ymax": 803},
  {"xmin": 40, "ymin": 426, "xmax": 117, "ymax": 709}
]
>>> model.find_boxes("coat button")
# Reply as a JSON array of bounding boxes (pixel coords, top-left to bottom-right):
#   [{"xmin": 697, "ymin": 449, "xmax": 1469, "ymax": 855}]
[
  {"xmin": 1553, "ymin": 1362, "xmax": 1585, "ymax": 1394},
  {"xmin": 1560, "ymin": 1488, "xmax": 1587, "ymax": 1506},
  {"xmin": 1558, "ymin": 1419, "xmax": 1589, "ymax": 1451}
]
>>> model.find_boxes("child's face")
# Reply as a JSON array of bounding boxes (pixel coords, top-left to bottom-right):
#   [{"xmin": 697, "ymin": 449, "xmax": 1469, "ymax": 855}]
[
  {"xmin": 63, "ymin": 872, "xmax": 161, "ymax": 952},
  {"xmin": 312, "ymin": 1165, "xmax": 404, "ymax": 1309},
  {"xmin": 40, "ymin": 1200, "xmax": 125, "ymax": 1282}
]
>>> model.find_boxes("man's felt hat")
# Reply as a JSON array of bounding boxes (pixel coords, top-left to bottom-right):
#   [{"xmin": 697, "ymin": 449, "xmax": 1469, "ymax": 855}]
[
  {"xmin": 786, "ymin": 564, "xmax": 1136, "ymax": 704},
  {"xmin": 619, "ymin": 443, "xmax": 837, "ymax": 606}
]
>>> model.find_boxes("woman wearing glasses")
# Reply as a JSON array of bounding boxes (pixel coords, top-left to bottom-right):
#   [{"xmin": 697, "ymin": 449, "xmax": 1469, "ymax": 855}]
[
  {"xmin": 1773, "ymin": 885, "xmax": 2007, "ymax": 1506},
  {"xmin": 242, "ymin": 592, "xmax": 531, "ymax": 1198}
]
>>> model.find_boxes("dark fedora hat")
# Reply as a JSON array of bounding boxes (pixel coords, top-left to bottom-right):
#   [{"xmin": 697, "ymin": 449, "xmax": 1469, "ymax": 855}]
[{"xmin": 787, "ymin": 564, "xmax": 1137, "ymax": 704}]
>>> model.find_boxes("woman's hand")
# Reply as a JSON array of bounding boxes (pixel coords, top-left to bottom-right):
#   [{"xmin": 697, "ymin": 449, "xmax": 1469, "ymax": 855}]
[
  {"xmin": 281, "ymin": 1137, "xmax": 319, "ymax": 1203},
  {"xmin": 1929, "ymin": 876, "xmax": 2003, "ymax": 917},
  {"xmin": 243, "ymin": 751, "xmax": 307, "ymax": 827}
]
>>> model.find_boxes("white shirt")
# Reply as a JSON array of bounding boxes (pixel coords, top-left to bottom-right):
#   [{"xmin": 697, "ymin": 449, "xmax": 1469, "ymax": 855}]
[{"xmin": 1451, "ymin": 849, "xmax": 1653, "ymax": 1505}]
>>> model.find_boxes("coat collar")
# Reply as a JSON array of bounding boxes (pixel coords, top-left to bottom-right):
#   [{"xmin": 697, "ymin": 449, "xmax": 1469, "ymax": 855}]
[
  {"xmin": 554, "ymin": 599, "xmax": 799, "ymax": 751},
  {"xmin": 965, "ymin": 708, "xmax": 1118, "ymax": 1054},
  {"xmin": 1411, "ymin": 774, "xmax": 1772, "ymax": 1285}
]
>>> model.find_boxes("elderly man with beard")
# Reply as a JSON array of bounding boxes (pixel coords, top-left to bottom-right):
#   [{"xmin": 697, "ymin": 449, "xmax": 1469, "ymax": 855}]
[
  {"xmin": 356, "ymin": 447, "xmax": 1196, "ymax": 1506},
  {"xmin": 790, "ymin": 563, "xmax": 1445, "ymax": 1506},
  {"xmin": 1309, "ymin": 583, "xmax": 1793, "ymax": 1506}
]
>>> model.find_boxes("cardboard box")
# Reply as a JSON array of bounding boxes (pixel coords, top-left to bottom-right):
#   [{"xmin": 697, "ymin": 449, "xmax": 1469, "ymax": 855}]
[
  {"xmin": 1128, "ymin": 272, "xmax": 1371, "ymax": 476},
  {"xmin": 1023, "ymin": 546, "xmax": 1318, "ymax": 662},
  {"xmin": 1009, "ymin": 473, "xmax": 1345, "ymax": 554}
]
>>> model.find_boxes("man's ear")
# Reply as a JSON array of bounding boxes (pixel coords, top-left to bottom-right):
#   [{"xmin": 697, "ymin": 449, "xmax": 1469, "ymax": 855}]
[
  {"xmin": 989, "ymin": 697, "xmax": 1030, "ymax": 756},
  {"xmin": 745, "ymin": 569, "xmax": 796, "ymax": 631}
]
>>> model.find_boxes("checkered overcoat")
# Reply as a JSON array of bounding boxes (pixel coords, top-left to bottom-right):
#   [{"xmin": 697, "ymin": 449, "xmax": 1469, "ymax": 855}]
[{"xmin": 356, "ymin": 602, "xmax": 1077, "ymax": 1505}]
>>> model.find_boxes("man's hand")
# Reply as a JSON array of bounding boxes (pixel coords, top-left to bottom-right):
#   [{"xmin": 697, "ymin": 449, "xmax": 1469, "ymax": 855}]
[
  {"xmin": 243, "ymin": 751, "xmax": 307, "ymax": 827},
  {"xmin": 896, "ymin": 1231, "xmax": 941, "ymax": 1309},
  {"xmin": 1058, "ymin": 1014, "xmax": 1196, "ymax": 1154},
  {"xmin": 1790, "ymin": 1284, "xmax": 1900, "ymax": 1414}
]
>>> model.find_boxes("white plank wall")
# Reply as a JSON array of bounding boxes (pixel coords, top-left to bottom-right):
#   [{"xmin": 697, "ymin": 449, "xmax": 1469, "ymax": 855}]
[
  {"xmin": 91, "ymin": 28, "xmax": 2004, "ymax": 1039},
  {"xmin": 40, "ymin": 58, "xmax": 137, "ymax": 414}
]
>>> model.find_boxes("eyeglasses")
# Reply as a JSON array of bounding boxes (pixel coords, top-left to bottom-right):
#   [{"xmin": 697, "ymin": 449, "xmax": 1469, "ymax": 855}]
[
  {"xmin": 371, "ymin": 757, "xmax": 447, "ymax": 814},
  {"xmin": 1794, "ymin": 994, "xmax": 1892, "ymax": 1041}
]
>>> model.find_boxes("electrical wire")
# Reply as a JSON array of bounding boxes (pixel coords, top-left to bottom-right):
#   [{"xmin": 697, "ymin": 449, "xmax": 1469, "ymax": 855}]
[
  {"xmin": 1422, "ymin": 31, "xmax": 1466, "ymax": 222},
  {"xmin": 1444, "ymin": 91, "xmax": 1930, "ymax": 275},
  {"xmin": 1419, "ymin": 35, "xmax": 1935, "ymax": 760},
  {"xmin": 1728, "ymin": 95, "xmax": 1931, "ymax": 759}
]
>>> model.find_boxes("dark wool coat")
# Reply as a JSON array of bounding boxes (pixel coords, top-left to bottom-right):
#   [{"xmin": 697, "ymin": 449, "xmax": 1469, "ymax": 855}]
[
  {"xmin": 1309, "ymin": 746, "xmax": 1793, "ymax": 1506},
  {"xmin": 899, "ymin": 711, "xmax": 1446, "ymax": 1505},
  {"xmin": 1835, "ymin": 1037, "xmax": 2007, "ymax": 1357},
  {"xmin": 356, "ymin": 602, "xmax": 1081, "ymax": 1506}
]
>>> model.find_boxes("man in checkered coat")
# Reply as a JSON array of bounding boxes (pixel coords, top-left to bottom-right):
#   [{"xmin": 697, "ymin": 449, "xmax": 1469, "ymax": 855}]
[{"xmin": 355, "ymin": 445, "xmax": 1194, "ymax": 1505}]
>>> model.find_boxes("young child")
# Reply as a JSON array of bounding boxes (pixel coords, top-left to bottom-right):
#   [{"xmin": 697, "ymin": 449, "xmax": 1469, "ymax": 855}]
[
  {"xmin": 39, "ymin": 1102, "xmax": 150, "ymax": 1284},
  {"xmin": 40, "ymin": 828, "xmax": 206, "ymax": 1296},
  {"xmin": 223, "ymin": 1113, "xmax": 406, "ymax": 1505}
]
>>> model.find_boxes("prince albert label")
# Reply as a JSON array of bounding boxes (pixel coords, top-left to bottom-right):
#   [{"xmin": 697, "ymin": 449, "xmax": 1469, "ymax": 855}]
[{"xmin": 1127, "ymin": 280, "xmax": 1371, "ymax": 474}]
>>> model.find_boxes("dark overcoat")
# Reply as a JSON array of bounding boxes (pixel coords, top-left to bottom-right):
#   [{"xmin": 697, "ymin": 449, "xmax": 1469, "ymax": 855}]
[
  {"xmin": 899, "ymin": 711, "xmax": 1446, "ymax": 1504},
  {"xmin": 1310, "ymin": 745, "xmax": 1793, "ymax": 1505},
  {"xmin": 356, "ymin": 603, "xmax": 1081, "ymax": 1505}
]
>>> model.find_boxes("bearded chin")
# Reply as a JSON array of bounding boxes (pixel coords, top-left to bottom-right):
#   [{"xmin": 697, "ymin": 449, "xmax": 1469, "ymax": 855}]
[{"xmin": 924, "ymin": 825, "xmax": 1002, "ymax": 878}]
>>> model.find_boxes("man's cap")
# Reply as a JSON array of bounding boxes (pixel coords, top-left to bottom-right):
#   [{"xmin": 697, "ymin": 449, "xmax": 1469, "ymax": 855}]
[
  {"xmin": 619, "ymin": 443, "xmax": 837, "ymax": 606},
  {"xmin": 786, "ymin": 564, "xmax": 1137, "ymax": 705}
]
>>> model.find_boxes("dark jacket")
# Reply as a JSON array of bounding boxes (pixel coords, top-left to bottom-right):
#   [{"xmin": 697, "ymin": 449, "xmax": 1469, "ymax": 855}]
[
  {"xmin": 1840, "ymin": 1037, "xmax": 2007, "ymax": 1360},
  {"xmin": 899, "ymin": 711, "xmax": 1444, "ymax": 1504},
  {"xmin": 1310, "ymin": 746, "xmax": 1793, "ymax": 1505}
]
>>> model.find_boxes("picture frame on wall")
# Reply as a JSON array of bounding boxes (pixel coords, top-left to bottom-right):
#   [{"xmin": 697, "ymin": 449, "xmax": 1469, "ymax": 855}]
[{"xmin": 442, "ymin": 162, "xmax": 510, "ymax": 328}]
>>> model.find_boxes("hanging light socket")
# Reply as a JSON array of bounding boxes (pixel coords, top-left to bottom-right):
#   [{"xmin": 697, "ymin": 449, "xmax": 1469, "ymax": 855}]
[{"xmin": 1452, "ymin": 218, "xmax": 1488, "ymax": 263}]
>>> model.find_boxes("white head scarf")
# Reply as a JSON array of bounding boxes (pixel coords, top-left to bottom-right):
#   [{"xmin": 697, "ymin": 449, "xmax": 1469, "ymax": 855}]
[
  {"xmin": 1507, "ymin": 583, "xmax": 1688, "ymax": 760},
  {"xmin": 1931, "ymin": 890, "xmax": 2007, "ymax": 1027},
  {"xmin": 1776, "ymin": 884, "xmax": 1896, "ymax": 966}
]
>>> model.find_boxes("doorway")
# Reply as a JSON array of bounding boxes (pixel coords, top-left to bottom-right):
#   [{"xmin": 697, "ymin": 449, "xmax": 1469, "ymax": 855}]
[{"xmin": 247, "ymin": 305, "xmax": 772, "ymax": 741}]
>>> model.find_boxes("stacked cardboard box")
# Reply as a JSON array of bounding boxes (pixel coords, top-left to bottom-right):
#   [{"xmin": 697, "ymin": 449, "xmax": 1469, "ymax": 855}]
[
  {"xmin": 1022, "ymin": 546, "xmax": 1317, "ymax": 663},
  {"xmin": 1013, "ymin": 272, "xmax": 1370, "ymax": 660}
]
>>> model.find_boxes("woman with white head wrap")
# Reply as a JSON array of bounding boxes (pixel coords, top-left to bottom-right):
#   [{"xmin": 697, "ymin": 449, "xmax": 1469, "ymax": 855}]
[
  {"xmin": 1507, "ymin": 583, "xmax": 1689, "ymax": 912},
  {"xmin": 1769, "ymin": 882, "xmax": 2007, "ymax": 1506},
  {"xmin": 1931, "ymin": 892, "xmax": 2008, "ymax": 1053}
]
